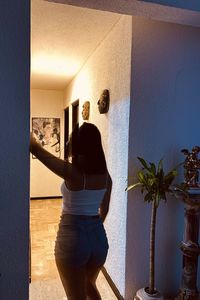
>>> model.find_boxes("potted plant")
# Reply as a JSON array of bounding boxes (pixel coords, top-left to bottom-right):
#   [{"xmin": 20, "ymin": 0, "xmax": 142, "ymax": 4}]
[{"xmin": 127, "ymin": 157, "xmax": 180, "ymax": 300}]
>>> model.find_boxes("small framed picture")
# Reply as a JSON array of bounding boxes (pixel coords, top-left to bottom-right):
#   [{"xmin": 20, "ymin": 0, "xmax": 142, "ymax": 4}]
[{"xmin": 32, "ymin": 117, "xmax": 60, "ymax": 158}]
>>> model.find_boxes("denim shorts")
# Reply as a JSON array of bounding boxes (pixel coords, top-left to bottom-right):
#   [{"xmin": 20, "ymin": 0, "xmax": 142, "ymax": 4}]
[{"xmin": 54, "ymin": 214, "xmax": 109, "ymax": 267}]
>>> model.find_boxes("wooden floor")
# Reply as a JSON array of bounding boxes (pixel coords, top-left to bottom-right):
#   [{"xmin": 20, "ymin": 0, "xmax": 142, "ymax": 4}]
[
  {"xmin": 30, "ymin": 199, "xmax": 61, "ymax": 281},
  {"xmin": 29, "ymin": 199, "xmax": 117, "ymax": 300}
]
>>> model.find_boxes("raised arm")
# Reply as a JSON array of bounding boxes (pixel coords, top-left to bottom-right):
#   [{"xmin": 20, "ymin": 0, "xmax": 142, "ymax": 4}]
[
  {"xmin": 99, "ymin": 173, "xmax": 112, "ymax": 222},
  {"xmin": 30, "ymin": 133, "xmax": 73, "ymax": 180}
]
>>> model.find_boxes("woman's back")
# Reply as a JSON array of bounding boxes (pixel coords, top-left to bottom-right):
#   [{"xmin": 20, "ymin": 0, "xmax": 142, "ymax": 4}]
[{"xmin": 62, "ymin": 172, "xmax": 108, "ymax": 216}]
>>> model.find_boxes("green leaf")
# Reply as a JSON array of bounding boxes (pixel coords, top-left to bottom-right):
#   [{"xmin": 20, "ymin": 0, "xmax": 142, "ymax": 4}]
[
  {"xmin": 148, "ymin": 178, "xmax": 158, "ymax": 186},
  {"xmin": 138, "ymin": 171, "xmax": 147, "ymax": 184},
  {"xmin": 157, "ymin": 167, "xmax": 164, "ymax": 180},
  {"xmin": 164, "ymin": 170, "xmax": 178, "ymax": 186},
  {"xmin": 127, "ymin": 155, "xmax": 181, "ymax": 205},
  {"xmin": 157, "ymin": 158, "xmax": 164, "ymax": 173},
  {"xmin": 144, "ymin": 192, "xmax": 153, "ymax": 202},
  {"xmin": 149, "ymin": 163, "xmax": 156, "ymax": 175},
  {"xmin": 126, "ymin": 182, "xmax": 142, "ymax": 191},
  {"xmin": 137, "ymin": 157, "xmax": 150, "ymax": 170}
]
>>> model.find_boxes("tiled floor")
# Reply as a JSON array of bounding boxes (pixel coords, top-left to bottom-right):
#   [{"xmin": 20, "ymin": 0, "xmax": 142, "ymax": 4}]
[{"xmin": 29, "ymin": 199, "xmax": 117, "ymax": 300}]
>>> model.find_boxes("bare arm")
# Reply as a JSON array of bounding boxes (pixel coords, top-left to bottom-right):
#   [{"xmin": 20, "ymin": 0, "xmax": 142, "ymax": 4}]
[
  {"xmin": 30, "ymin": 133, "xmax": 73, "ymax": 180},
  {"xmin": 99, "ymin": 173, "xmax": 112, "ymax": 222}
]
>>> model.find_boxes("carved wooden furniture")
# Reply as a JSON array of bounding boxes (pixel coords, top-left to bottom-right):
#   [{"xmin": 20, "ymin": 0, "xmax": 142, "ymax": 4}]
[
  {"xmin": 178, "ymin": 193, "xmax": 200, "ymax": 300},
  {"xmin": 181, "ymin": 146, "xmax": 200, "ymax": 188}
]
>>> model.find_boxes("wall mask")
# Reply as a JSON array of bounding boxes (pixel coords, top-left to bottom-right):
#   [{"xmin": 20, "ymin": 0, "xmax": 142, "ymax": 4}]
[
  {"xmin": 82, "ymin": 101, "xmax": 90, "ymax": 120},
  {"xmin": 97, "ymin": 89, "xmax": 110, "ymax": 114}
]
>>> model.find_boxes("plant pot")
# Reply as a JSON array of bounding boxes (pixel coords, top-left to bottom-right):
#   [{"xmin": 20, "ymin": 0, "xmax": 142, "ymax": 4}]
[{"xmin": 134, "ymin": 287, "xmax": 163, "ymax": 300}]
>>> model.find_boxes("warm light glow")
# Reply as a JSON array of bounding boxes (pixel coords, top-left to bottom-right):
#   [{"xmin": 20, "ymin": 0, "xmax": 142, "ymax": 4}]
[
  {"xmin": 71, "ymin": 70, "xmax": 91, "ymax": 100},
  {"xmin": 31, "ymin": 53, "xmax": 80, "ymax": 77}
]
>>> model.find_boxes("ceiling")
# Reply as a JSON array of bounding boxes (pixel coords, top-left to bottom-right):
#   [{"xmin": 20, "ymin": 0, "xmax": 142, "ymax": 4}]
[
  {"xmin": 141, "ymin": 0, "xmax": 200, "ymax": 12},
  {"xmin": 31, "ymin": 0, "xmax": 121, "ymax": 90},
  {"xmin": 32, "ymin": 0, "xmax": 200, "ymax": 91},
  {"xmin": 46, "ymin": 0, "xmax": 200, "ymax": 27}
]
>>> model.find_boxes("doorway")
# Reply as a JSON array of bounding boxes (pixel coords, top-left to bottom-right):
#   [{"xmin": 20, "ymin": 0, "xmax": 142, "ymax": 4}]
[
  {"xmin": 30, "ymin": 1, "xmax": 123, "ymax": 299},
  {"xmin": 72, "ymin": 99, "xmax": 79, "ymax": 129},
  {"xmin": 64, "ymin": 107, "xmax": 69, "ymax": 160}
]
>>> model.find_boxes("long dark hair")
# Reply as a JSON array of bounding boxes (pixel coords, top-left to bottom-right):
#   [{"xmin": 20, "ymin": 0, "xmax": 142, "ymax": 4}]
[{"xmin": 71, "ymin": 122, "xmax": 107, "ymax": 174}]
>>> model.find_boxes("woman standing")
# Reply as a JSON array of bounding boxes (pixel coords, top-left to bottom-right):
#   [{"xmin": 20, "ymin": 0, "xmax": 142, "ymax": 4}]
[{"xmin": 30, "ymin": 122, "xmax": 112, "ymax": 300}]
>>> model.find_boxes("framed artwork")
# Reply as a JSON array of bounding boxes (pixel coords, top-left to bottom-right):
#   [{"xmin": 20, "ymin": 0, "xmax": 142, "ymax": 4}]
[{"xmin": 32, "ymin": 117, "xmax": 60, "ymax": 158}]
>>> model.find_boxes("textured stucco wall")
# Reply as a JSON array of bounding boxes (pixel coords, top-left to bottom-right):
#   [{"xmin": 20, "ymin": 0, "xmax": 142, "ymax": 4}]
[
  {"xmin": 0, "ymin": 1, "xmax": 30, "ymax": 299},
  {"xmin": 63, "ymin": 15, "xmax": 132, "ymax": 296},
  {"xmin": 30, "ymin": 89, "xmax": 64, "ymax": 197},
  {"xmin": 126, "ymin": 16, "xmax": 200, "ymax": 299}
]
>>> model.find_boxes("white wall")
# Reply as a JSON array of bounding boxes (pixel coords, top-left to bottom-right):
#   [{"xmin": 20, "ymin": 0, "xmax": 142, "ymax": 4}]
[
  {"xmin": 125, "ymin": 16, "xmax": 200, "ymax": 299},
  {"xmin": 0, "ymin": 1, "xmax": 30, "ymax": 299},
  {"xmin": 30, "ymin": 89, "xmax": 64, "ymax": 197},
  {"xmin": 63, "ymin": 15, "xmax": 132, "ymax": 297}
]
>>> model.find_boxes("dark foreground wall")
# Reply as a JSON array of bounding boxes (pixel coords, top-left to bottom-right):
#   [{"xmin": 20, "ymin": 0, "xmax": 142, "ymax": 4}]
[{"xmin": 0, "ymin": 1, "xmax": 30, "ymax": 299}]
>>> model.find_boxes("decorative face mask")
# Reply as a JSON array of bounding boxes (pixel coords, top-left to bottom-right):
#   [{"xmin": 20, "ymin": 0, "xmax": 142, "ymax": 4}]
[
  {"xmin": 97, "ymin": 89, "xmax": 110, "ymax": 114},
  {"xmin": 82, "ymin": 101, "xmax": 90, "ymax": 120}
]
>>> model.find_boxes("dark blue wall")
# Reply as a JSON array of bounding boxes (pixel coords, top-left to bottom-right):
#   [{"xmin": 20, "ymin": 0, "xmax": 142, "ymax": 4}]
[
  {"xmin": 0, "ymin": 1, "xmax": 30, "ymax": 299},
  {"xmin": 126, "ymin": 16, "xmax": 200, "ymax": 299}
]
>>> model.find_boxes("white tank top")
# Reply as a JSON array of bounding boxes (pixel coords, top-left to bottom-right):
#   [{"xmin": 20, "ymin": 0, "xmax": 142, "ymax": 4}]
[{"xmin": 61, "ymin": 174, "xmax": 107, "ymax": 216}]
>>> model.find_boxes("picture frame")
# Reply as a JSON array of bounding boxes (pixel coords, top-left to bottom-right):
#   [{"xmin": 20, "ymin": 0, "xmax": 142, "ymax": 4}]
[{"xmin": 32, "ymin": 117, "xmax": 60, "ymax": 158}]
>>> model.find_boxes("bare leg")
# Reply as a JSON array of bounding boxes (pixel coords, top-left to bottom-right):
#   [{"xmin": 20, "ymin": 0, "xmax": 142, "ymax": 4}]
[
  {"xmin": 56, "ymin": 259, "xmax": 87, "ymax": 300},
  {"xmin": 86, "ymin": 264, "xmax": 102, "ymax": 300}
]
